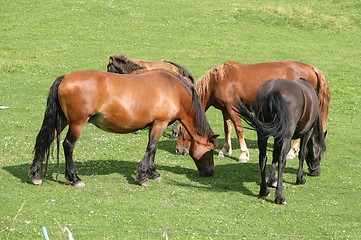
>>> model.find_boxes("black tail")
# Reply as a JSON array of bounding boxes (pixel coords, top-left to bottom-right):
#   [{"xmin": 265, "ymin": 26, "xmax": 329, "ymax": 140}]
[
  {"xmin": 31, "ymin": 75, "xmax": 64, "ymax": 179},
  {"xmin": 234, "ymin": 93, "xmax": 291, "ymax": 139}
]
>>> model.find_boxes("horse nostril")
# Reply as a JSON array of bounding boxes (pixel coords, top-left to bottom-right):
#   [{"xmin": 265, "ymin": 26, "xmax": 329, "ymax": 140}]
[{"xmin": 199, "ymin": 169, "xmax": 214, "ymax": 177}]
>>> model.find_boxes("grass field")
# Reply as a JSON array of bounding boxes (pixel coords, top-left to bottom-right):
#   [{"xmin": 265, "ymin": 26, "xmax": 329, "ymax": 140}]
[{"xmin": 1, "ymin": 0, "xmax": 360, "ymax": 239}]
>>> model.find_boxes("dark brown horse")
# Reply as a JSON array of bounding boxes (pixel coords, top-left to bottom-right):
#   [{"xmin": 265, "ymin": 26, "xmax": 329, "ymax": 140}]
[
  {"xmin": 234, "ymin": 78, "xmax": 326, "ymax": 204},
  {"xmin": 107, "ymin": 54, "xmax": 195, "ymax": 84},
  {"xmin": 176, "ymin": 60, "xmax": 330, "ymax": 162},
  {"xmin": 29, "ymin": 70, "xmax": 217, "ymax": 187}
]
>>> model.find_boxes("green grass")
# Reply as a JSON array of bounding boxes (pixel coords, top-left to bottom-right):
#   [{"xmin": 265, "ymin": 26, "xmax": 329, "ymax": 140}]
[{"xmin": 1, "ymin": 0, "xmax": 360, "ymax": 239}]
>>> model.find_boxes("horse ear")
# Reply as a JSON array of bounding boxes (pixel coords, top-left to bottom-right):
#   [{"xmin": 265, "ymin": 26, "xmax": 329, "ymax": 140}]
[
  {"xmin": 108, "ymin": 56, "xmax": 113, "ymax": 64},
  {"xmin": 210, "ymin": 134, "xmax": 219, "ymax": 148},
  {"xmin": 212, "ymin": 134, "xmax": 220, "ymax": 139},
  {"xmin": 324, "ymin": 130, "xmax": 328, "ymax": 138}
]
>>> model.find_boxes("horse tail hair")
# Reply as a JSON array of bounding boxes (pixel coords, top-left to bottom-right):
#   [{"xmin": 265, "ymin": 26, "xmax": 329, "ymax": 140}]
[
  {"xmin": 312, "ymin": 66, "xmax": 330, "ymax": 132},
  {"xmin": 234, "ymin": 93, "xmax": 291, "ymax": 139},
  {"xmin": 32, "ymin": 75, "xmax": 64, "ymax": 178},
  {"xmin": 163, "ymin": 60, "xmax": 195, "ymax": 83}
]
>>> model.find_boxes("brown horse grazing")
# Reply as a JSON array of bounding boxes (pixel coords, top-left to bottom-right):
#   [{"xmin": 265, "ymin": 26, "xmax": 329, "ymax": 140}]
[
  {"xmin": 107, "ymin": 54, "xmax": 195, "ymax": 84},
  {"xmin": 107, "ymin": 54, "xmax": 195, "ymax": 138},
  {"xmin": 29, "ymin": 70, "xmax": 217, "ymax": 187},
  {"xmin": 234, "ymin": 78, "xmax": 326, "ymax": 204},
  {"xmin": 175, "ymin": 60, "xmax": 330, "ymax": 163}
]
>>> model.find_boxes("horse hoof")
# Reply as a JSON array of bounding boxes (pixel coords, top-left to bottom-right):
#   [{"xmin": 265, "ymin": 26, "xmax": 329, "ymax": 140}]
[
  {"xmin": 238, "ymin": 151, "xmax": 249, "ymax": 163},
  {"xmin": 259, "ymin": 189, "xmax": 270, "ymax": 198},
  {"xmin": 238, "ymin": 157, "xmax": 249, "ymax": 163},
  {"xmin": 275, "ymin": 198, "xmax": 287, "ymax": 205},
  {"xmin": 218, "ymin": 148, "xmax": 230, "ymax": 158},
  {"xmin": 73, "ymin": 181, "xmax": 86, "ymax": 188},
  {"xmin": 153, "ymin": 176, "xmax": 162, "ymax": 181},
  {"xmin": 286, "ymin": 150, "xmax": 298, "ymax": 160},
  {"xmin": 31, "ymin": 178, "xmax": 43, "ymax": 185},
  {"xmin": 268, "ymin": 181, "xmax": 278, "ymax": 188},
  {"xmin": 140, "ymin": 181, "xmax": 149, "ymax": 187}
]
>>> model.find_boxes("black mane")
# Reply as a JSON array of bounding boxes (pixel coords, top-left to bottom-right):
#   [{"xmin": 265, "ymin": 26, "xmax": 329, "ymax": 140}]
[{"xmin": 108, "ymin": 54, "xmax": 145, "ymax": 74}]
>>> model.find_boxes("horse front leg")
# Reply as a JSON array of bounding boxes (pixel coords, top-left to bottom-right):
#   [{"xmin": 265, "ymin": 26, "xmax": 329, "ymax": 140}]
[
  {"xmin": 136, "ymin": 122, "xmax": 167, "ymax": 186},
  {"xmin": 63, "ymin": 124, "xmax": 85, "ymax": 188},
  {"xmin": 258, "ymin": 133, "xmax": 269, "ymax": 198},
  {"xmin": 229, "ymin": 109, "xmax": 249, "ymax": 163},
  {"xmin": 287, "ymin": 139, "xmax": 300, "ymax": 159},
  {"xmin": 296, "ymin": 132, "xmax": 312, "ymax": 184},
  {"xmin": 218, "ymin": 113, "xmax": 232, "ymax": 158}
]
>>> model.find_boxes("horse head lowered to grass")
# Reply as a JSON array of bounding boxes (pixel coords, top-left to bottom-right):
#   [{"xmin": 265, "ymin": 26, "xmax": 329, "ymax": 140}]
[
  {"xmin": 29, "ymin": 70, "xmax": 217, "ymax": 187},
  {"xmin": 234, "ymin": 78, "xmax": 326, "ymax": 204},
  {"xmin": 107, "ymin": 54, "xmax": 194, "ymax": 84},
  {"xmin": 175, "ymin": 60, "xmax": 330, "ymax": 162}
]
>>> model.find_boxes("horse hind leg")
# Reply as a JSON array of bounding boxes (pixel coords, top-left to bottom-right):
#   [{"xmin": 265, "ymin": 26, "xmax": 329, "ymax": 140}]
[
  {"xmin": 274, "ymin": 138, "xmax": 291, "ymax": 205},
  {"xmin": 29, "ymin": 118, "xmax": 68, "ymax": 185},
  {"xmin": 258, "ymin": 133, "xmax": 270, "ymax": 198},
  {"xmin": 63, "ymin": 122, "xmax": 86, "ymax": 188}
]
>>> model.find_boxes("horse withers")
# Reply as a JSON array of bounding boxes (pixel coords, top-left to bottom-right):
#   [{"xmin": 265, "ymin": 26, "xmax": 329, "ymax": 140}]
[
  {"xmin": 29, "ymin": 70, "xmax": 217, "ymax": 187},
  {"xmin": 175, "ymin": 60, "xmax": 330, "ymax": 162},
  {"xmin": 234, "ymin": 78, "xmax": 326, "ymax": 204}
]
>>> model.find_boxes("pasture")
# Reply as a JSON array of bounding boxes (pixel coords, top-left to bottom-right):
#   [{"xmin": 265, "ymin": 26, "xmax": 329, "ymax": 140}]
[{"xmin": 1, "ymin": 0, "xmax": 360, "ymax": 239}]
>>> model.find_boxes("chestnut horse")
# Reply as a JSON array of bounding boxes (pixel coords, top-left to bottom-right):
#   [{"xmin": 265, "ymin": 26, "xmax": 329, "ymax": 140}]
[
  {"xmin": 176, "ymin": 60, "xmax": 330, "ymax": 162},
  {"xmin": 107, "ymin": 54, "xmax": 195, "ymax": 138},
  {"xmin": 107, "ymin": 54, "xmax": 194, "ymax": 84},
  {"xmin": 29, "ymin": 70, "xmax": 217, "ymax": 187},
  {"xmin": 234, "ymin": 78, "xmax": 326, "ymax": 204}
]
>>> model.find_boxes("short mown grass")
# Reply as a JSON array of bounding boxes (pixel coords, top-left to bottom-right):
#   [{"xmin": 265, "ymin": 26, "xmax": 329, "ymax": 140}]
[{"xmin": 1, "ymin": 0, "xmax": 360, "ymax": 239}]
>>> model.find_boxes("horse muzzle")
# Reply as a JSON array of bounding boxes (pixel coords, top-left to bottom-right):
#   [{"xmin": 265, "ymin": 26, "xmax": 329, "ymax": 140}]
[
  {"xmin": 309, "ymin": 165, "xmax": 321, "ymax": 176},
  {"xmin": 175, "ymin": 147, "xmax": 189, "ymax": 155},
  {"xmin": 199, "ymin": 168, "xmax": 214, "ymax": 177}
]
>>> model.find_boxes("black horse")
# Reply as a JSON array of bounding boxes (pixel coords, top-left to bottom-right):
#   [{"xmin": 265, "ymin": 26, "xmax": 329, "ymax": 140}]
[{"xmin": 234, "ymin": 78, "xmax": 326, "ymax": 204}]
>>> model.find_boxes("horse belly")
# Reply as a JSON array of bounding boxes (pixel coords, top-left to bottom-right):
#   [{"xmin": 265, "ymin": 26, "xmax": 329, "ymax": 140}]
[
  {"xmin": 90, "ymin": 99, "xmax": 175, "ymax": 133},
  {"xmin": 89, "ymin": 111, "xmax": 148, "ymax": 133}
]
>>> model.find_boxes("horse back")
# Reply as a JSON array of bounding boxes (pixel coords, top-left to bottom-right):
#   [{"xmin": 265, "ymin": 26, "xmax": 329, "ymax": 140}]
[
  {"xmin": 257, "ymin": 78, "xmax": 320, "ymax": 137},
  {"xmin": 207, "ymin": 60, "xmax": 318, "ymax": 109},
  {"xmin": 58, "ymin": 70, "xmax": 191, "ymax": 130}
]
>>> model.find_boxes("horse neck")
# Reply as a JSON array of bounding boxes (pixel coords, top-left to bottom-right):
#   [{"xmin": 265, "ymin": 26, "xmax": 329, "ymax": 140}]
[
  {"xmin": 195, "ymin": 76, "xmax": 214, "ymax": 110},
  {"xmin": 180, "ymin": 90, "xmax": 213, "ymax": 141}
]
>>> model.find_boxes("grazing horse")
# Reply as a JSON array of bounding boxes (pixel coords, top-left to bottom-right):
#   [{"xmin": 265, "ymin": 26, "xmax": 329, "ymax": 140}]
[
  {"xmin": 29, "ymin": 70, "xmax": 217, "ymax": 187},
  {"xmin": 235, "ymin": 78, "xmax": 326, "ymax": 204},
  {"xmin": 175, "ymin": 60, "xmax": 330, "ymax": 162},
  {"xmin": 107, "ymin": 54, "xmax": 195, "ymax": 138},
  {"xmin": 107, "ymin": 54, "xmax": 194, "ymax": 84}
]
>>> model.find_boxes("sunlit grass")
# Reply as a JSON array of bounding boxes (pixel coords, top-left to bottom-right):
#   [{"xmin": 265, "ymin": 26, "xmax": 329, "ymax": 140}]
[{"xmin": 1, "ymin": 0, "xmax": 360, "ymax": 239}]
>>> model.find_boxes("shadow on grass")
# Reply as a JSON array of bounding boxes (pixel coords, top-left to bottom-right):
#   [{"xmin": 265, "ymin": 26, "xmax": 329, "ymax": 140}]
[
  {"xmin": 3, "ymin": 151, "xmax": 300, "ymax": 203},
  {"xmin": 157, "ymin": 137, "xmax": 269, "ymax": 157}
]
